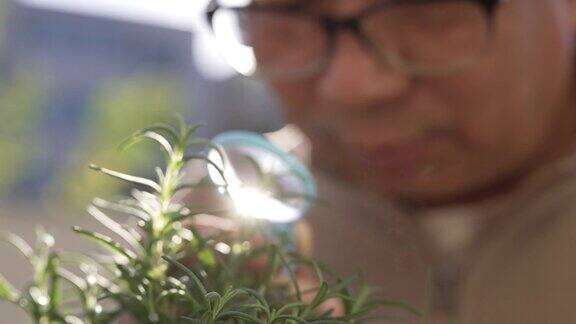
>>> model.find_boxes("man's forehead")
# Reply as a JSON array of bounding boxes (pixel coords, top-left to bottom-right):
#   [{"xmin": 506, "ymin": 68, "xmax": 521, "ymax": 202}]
[{"xmin": 253, "ymin": 0, "xmax": 381, "ymax": 16}]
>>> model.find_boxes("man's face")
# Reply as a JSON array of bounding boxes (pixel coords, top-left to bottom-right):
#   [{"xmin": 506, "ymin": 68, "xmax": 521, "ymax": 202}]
[{"xmin": 260, "ymin": 0, "xmax": 576, "ymax": 204}]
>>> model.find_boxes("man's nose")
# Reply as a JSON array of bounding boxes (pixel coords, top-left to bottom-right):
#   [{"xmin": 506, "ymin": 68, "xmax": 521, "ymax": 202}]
[{"xmin": 317, "ymin": 31, "xmax": 411, "ymax": 110}]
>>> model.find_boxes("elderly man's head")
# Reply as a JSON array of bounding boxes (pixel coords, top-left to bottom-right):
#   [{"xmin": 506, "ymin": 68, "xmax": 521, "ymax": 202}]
[{"xmin": 210, "ymin": 0, "xmax": 576, "ymax": 205}]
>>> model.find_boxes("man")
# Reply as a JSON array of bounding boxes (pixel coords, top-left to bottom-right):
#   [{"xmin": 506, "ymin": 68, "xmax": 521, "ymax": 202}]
[{"xmin": 207, "ymin": 0, "xmax": 576, "ymax": 323}]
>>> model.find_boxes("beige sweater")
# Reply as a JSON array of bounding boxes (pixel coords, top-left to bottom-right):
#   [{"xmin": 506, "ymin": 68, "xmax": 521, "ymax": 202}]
[{"xmin": 306, "ymin": 154, "xmax": 576, "ymax": 324}]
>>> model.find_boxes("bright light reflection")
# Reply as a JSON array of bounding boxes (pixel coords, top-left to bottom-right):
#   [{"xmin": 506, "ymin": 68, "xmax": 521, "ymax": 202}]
[
  {"xmin": 193, "ymin": 35, "xmax": 238, "ymax": 80},
  {"xmin": 229, "ymin": 187, "xmax": 301, "ymax": 223},
  {"xmin": 220, "ymin": 0, "xmax": 253, "ymax": 6},
  {"xmin": 207, "ymin": 148, "xmax": 300, "ymax": 223},
  {"xmin": 207, "ymin": 148, "xmax": 241, "ymax": 187},
  {"xmin": 86, "ymin": 275, "xmax": 97, "ymax": 286},
  {"xmin": 212, "ymin": 9, "xmax": 257, "ymax": 76},
  {"xmin": 226, "ymin": 45, "xmax": 257, "ymax": 77},
  {"xmin": 171, "ymin": 235, "xmax": 183, "ymax": 245},
  {"xmin": 215, "ymin": 242, "xmax": 232, "ymax": 254}
]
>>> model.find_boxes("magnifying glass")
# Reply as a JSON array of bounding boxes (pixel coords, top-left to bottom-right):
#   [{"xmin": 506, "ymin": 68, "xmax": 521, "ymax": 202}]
[{"xmin": 206, "ymin": 130, "xmax": 316, "ymax": 243}]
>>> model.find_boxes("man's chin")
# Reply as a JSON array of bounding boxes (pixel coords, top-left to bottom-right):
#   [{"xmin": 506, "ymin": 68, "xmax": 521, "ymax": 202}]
[{"xmin": 359, "ymin": 170, "xmax": 480, "ymax": 207}]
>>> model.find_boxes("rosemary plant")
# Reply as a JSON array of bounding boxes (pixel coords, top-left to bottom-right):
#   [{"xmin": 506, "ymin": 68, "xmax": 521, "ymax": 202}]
[{"xmin": 0, "ymin": 121, "xmax": 421, "ymax": 323}]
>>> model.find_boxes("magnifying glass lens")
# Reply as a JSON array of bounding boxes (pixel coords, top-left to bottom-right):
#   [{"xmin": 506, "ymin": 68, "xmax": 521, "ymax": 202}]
[{"xmin": 207, "ymin": 131, "xmax": 316, "ymax": 224}]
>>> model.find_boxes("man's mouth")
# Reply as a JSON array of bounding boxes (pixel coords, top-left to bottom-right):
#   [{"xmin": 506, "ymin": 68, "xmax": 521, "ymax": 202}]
[
  {"xmin": 351, "ymin": 138, "xmax": 432, "ymax": 172},
  {"xmin": 344, "ymin": 124, "xmax": 456, "ymax": 175}
]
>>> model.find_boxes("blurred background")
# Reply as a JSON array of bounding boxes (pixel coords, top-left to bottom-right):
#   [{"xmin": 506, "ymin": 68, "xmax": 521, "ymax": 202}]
[{"xmin": 0, "ymin": 0, "xmax": 284, "ymax": 320}]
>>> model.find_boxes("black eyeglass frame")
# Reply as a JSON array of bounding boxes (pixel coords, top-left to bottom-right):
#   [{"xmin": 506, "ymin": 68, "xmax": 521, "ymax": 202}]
[{"xmin": 206, "ymin": 0, "xmax": 508, "ymax": 78}]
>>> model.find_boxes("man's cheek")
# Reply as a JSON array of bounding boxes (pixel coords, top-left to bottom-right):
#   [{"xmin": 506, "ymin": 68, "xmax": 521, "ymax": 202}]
[{"xmin": 272, "ymin": 81, "xmax": 318, "ymax": 120}]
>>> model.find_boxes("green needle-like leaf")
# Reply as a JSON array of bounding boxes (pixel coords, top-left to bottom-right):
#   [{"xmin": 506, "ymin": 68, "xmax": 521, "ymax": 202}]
[
  {"xmin": 218, "ymin": 310, "xmax": 265, "ymax": 323},
  {"xmin": 119, "ymin": 123, "xmax": 179, "ymax": 152},
  {"xmin": 92, "ymin": 198, "xmax": 150, "ymax": 222},
  {"xmin": 162, "ymin": 256, "xmax": 208, "ymax": 303},
  {"xmin": 89, "ymin": 164, "xmax": 161, "ymax": 192},
  {"xmin": 73, "ymin": 227, "xmax": 137, "ymax": 261},
  {"xmin": 0, "ymin": 273, "xmax": 19, "ymax": 302},
  {"xmin": 124, "ymin": 130, "xmax": 174, "ymax": 156},
  {"xmin": 87, "ymin": 205, "xmax": 143, "ymax": 254},
  {"xmin": 1, "ymin": 232, "xmax": 34, "ymax": 261}
]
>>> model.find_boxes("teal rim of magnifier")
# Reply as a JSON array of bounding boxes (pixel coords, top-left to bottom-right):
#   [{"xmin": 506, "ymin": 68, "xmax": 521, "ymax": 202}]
[{"xmin": 212, "ymin": 130, "xmax": 317, "ymax": 218}]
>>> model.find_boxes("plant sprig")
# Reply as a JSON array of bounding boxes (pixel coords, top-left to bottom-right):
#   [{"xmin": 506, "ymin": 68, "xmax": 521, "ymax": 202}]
[{"xmin": 0, "ymin": 120, "xmax": 420, "ymax": 323}]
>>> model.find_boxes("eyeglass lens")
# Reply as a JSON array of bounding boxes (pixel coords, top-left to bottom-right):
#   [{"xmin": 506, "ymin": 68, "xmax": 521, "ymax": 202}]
[{"xmin": 211, "ymin": 1, "xmax": 491, "ymax": 77}]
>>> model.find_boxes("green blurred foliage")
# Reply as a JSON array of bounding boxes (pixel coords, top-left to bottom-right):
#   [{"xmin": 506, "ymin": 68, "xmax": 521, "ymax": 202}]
[
  {"xmin": 0, "ymin": 73, "xmax": 45, "ymax": 197},
  {"xmin": 53, "ymin": 73, "xmax": 186, "ymax": 207},
  {"xmin": 0, "ymin": 0, "xmax": 46, "ymax": 199}
]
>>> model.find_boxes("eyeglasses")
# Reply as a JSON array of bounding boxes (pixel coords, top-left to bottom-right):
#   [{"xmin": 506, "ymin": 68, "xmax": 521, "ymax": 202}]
[{"xmin": 207, "ymin": 0, "xmax": 505, "ymax": 79}]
